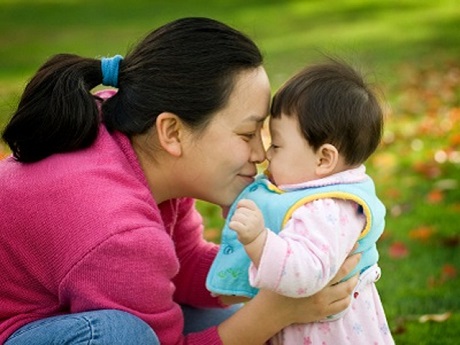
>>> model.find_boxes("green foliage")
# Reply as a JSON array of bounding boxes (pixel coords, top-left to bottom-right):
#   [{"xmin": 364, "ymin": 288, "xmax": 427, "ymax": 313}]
[{"xmin": 1, "ymin": 1, "xmax": 459, "ymax": 343}]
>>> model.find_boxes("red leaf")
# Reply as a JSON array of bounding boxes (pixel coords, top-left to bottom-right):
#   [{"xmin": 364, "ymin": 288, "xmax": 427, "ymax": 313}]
[
  {"xmin": 442, "ymin": 264, "xmax": 457, "ymax": 279},
  {"xmin": 389, "ymin": 241, "xmax": 409, "ymax": 259},
  {"xmin": 413, "ymin": 162, "xmax": 442, "ymax": 179}
]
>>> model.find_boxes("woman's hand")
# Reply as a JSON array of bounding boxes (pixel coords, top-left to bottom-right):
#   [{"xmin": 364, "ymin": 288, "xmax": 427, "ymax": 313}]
[
  {"xmin": 258, "ymin": 252, "xmax": 361, "ymax": 325},
  {"xmin": 218, "ymin": 252, "xmax": 361, "ymax": 345}
]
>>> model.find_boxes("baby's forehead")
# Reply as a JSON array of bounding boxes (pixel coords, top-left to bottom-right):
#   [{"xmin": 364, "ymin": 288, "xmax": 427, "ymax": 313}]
[
  {"xmin": 268, "ymin": 113, "xmax": 292, "ymax": 126},
  {"xmin": 268, "ymin": 117, "xmax": 282, "ymax": 134}
]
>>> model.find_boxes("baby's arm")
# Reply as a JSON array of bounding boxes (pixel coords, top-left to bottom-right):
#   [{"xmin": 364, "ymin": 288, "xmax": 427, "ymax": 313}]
[
  {"xmin": 250, "ymin": 198, "xmax": 364, "ymax": 297},
  {"xmin": 228, "ymin": 199, "xmax": 267, "ymax": 268}
]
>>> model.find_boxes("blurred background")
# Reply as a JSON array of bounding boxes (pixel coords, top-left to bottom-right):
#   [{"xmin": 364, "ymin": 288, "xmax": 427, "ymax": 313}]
[{"xmin": 1, "ymin": 0, "xmax": 459, "ymax": 343}]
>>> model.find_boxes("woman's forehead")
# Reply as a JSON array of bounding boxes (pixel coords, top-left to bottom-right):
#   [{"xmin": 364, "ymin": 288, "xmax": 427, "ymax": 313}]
[{"xmin": 218, "ymin": 67, "xmax": 271, "ymax": 124}]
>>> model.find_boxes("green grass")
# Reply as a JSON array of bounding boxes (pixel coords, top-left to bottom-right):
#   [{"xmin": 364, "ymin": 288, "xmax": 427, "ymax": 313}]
[{"xmin": 1, "ymin": 0, "xmax": 459, "ymax": 343}]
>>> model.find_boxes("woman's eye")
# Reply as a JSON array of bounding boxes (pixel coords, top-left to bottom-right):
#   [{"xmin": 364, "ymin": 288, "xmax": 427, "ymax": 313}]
[{"xmin": 241, "ymin": 133, "xmax": 256, "ymax": 141}]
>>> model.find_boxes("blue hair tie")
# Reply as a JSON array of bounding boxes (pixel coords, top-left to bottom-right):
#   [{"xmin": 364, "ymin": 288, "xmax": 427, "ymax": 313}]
[{"xmin": 101, "ymin": 55, "xmax": 123, "ymax": 87}]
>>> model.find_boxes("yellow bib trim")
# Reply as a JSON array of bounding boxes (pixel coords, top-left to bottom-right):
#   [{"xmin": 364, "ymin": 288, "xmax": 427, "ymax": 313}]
[{"xmin": 282, "ymin": 191, "xmax": 372, "ymax": 239}]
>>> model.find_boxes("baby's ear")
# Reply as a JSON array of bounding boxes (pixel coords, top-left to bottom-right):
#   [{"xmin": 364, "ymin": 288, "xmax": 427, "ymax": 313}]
[{"xmin": 315, "ymin": 143, "xmax": 339, "ymax": 177}]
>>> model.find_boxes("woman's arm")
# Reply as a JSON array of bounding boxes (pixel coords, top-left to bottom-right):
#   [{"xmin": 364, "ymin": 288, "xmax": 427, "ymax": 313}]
[
  {"xmin": 217, "ymin": 253, "xmax": 360, "ymax": 344},
  {"xmin": 169, "ymin": 198, "xmax": 226, "ymax": 308}
]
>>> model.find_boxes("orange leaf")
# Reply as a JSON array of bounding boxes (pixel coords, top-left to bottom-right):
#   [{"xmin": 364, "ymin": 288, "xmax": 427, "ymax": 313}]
[
  {"xmin": 426, "ymin": 189, "xmax": 444, "ymax": 204},
  {"xmin": 409, "ymin": 226, "xmax": 435, "ymax": 242},
  {"xmin": 385, "ymin": 188, "xmax": 401, "ymax": 199},
  {"xmin": 389, "ymin": 241, "xmax": 409, "ymax": 259},
  {"xmin": 450, "ymin": 133, "xmax": 460, "ymax": 147},
  {"xmin": 0, "ymin": 146, "xmax": 10, "ymax": 160}
]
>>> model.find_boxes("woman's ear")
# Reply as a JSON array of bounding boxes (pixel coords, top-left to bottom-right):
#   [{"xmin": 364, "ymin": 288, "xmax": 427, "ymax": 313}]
[
  {"xmin": 316, "ymin": 143, "xmax": 339, "ymax": 177},
  {"xmin": 155, "ymin": 112, "xmax": 184, "ymax": 157}
]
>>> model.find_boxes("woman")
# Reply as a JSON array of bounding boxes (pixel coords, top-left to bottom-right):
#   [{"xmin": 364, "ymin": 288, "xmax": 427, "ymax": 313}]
[{"xmin": 0, "ymin": 17, "xmax": 359, "ymax": 345}]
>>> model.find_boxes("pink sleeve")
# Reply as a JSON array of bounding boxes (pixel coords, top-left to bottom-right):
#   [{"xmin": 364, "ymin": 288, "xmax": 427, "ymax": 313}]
[
  {"xmin": 249, "ymin": 198, "xmax": 364, "ymax": 297},
  {"xmin": 170, "ymin": 198, "xmax": 225, "ymax": 308}
]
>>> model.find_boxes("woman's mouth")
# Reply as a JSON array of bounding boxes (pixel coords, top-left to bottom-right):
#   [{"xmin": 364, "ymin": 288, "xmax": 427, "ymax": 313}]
[{"xmin": 238, "ymin": 173, "xmax": 256, "ymax": 185}]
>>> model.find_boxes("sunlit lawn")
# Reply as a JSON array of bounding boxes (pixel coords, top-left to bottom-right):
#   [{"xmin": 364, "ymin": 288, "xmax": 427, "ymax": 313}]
[{"xmin": 1, "ymin": 1, "xmax": 459, "ymax": 343}]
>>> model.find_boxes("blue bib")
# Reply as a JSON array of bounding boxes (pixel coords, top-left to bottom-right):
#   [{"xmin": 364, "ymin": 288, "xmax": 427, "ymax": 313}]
[{"xmin": 206, "ymin": 175, "xmax": 386, "ymax": 297}]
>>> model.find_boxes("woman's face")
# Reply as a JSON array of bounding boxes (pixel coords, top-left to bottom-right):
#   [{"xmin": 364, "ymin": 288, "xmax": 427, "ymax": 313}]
[{"xmin": 180, "ymin": 67, "xmax": 271, "ymax": 206}]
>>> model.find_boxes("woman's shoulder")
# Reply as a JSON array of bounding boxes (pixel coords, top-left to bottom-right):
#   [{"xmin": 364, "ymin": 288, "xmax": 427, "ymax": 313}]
[{"xmin": 0, "ymin": 124, "xmax": 162, "ymax": 236}]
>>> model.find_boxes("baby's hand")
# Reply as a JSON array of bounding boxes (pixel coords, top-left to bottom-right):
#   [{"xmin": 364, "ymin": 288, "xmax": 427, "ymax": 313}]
[{"xmin": 229, "ymin": 199, "xmax": 265, "ymax": 245}]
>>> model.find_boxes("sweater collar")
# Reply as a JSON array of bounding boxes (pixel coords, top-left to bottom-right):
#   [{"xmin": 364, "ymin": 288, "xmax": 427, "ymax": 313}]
[{"xmin": 111, "ymin": 129, "xmax": 151, "ymax": 191}]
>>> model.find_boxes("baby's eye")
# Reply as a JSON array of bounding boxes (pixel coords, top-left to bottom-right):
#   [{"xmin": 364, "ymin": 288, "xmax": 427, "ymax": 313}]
[{"xmin": 269, "ymin": 143, "xmax": 279, "ymax": 150}]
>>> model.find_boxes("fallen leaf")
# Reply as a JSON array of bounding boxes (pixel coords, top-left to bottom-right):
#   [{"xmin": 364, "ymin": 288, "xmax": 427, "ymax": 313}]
[
  {"xmin": 384, "ymin": 188, "xmax": 401, "ymax": 199},
  {"xmin": 0, "ymin": 146, "xmax": 10, "ymax": 160},
  {"xmin": 426, "ymin": 189, "xmax": 444, "ymax": 204},
  {"xmin": 419, "ymin": 312, "xmax": 452, "ymax": 323},
  {"xmin": 412, "ymin": 161, "xmax": 442, "ymax": 179},
  {"xmin": 389, "ymin": 241, "xmax": 409, "ymax": 259},
  {"xmin": 409, "ymin": 226, "xmax": 436, "ymax": 242},
  {"xmin": 441, "ymin": 264, "xmax": 457, "ymax": 279},
  {"xmin": 449, "ymin": 132, "xmax": 460, "ymax": 146},
  {"xmin": 441, "ymin": 234, "xmax": 460, "ymax": 247}
]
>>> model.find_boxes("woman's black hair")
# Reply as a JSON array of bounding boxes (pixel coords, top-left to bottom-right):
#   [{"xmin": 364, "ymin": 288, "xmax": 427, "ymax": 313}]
[{"xmin": 2, "ymin": 17, "xmax": 263, "ymax": 162}]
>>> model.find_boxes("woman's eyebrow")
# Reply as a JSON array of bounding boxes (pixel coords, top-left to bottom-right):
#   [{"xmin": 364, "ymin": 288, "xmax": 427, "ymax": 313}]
[{"xmin": 245, "ymin": 114, "xmax": 268, "ymax": 123}]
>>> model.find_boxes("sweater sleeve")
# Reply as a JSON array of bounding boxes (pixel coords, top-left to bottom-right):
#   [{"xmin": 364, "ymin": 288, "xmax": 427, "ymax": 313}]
[
  {"xmin": 59, "ymin": 226, "xmax": 222, "ymax": 345},
  {"xmin": 169, "ymin": 198, "xmax": 225, "ymax": 308},
  {"xmin": 249, "ymin": 198, "xmax": 365, "ymax": 297}
]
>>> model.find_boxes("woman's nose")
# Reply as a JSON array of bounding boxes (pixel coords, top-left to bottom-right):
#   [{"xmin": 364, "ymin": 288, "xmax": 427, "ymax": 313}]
[{"xmin": 251, "ymin": 136, "xmax": 266, "ymax": 164}]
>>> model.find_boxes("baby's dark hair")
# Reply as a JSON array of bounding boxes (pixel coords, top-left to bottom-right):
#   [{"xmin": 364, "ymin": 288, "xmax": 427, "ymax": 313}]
[{"xmin": 271, "ymin": 57, "xmax": 384, "ymax": 166}]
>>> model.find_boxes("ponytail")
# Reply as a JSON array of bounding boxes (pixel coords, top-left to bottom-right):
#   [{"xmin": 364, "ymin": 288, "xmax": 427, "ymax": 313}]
[{"xmin": 2, "ymin": 54, "xmax": 103, "ymax": 163}]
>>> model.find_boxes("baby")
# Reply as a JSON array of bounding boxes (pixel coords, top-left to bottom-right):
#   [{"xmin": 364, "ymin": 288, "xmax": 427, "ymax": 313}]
[{"xmin": 207, "ymin": 58, "xmax": 394, "ymax": 344}]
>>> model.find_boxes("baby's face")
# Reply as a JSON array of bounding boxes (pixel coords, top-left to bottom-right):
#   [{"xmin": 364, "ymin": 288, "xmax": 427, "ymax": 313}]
[{"xmin": 266, "ymin": 114, "xmax": 319, "ymax": 186}]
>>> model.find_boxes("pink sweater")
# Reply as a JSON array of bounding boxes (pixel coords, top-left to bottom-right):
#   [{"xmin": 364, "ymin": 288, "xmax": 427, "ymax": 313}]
[{"xmin": 0, "ymin": 124, "xmax": 224, "ymax": 344}]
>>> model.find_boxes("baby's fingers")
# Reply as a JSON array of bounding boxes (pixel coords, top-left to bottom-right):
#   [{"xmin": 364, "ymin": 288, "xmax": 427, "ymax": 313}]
[{"xmin": 236, "ymin": 198, "xmax": 259, "ymax": 211}]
